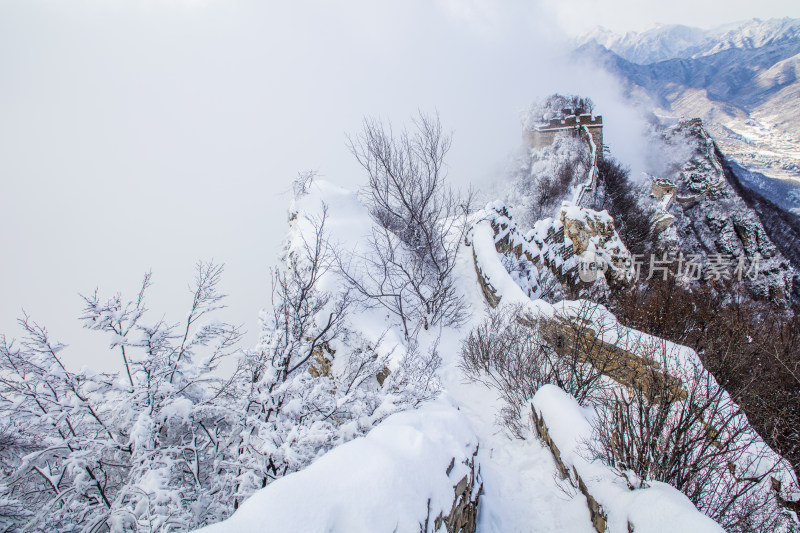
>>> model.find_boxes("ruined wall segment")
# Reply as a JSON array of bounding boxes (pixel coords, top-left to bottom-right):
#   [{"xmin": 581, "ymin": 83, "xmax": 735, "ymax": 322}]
[{"xmin": 524, "ymin": 114, "xmax": 604, "ymax": 160}]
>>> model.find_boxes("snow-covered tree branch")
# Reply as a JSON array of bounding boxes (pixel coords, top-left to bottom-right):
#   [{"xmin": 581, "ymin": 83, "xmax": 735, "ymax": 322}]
[{"xmin": 344, "ymin": 113, "xmax": 474, "ymax": 337}]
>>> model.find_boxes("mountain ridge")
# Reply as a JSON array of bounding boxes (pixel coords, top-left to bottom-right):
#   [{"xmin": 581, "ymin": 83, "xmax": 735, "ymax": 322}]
[
  {"xmin": 577, "ymin": 18, "xmax": 800, "ymax": 65},
  {"xmin": 574, "ymin": 17, "xmax": 800, "ymax": 206}
]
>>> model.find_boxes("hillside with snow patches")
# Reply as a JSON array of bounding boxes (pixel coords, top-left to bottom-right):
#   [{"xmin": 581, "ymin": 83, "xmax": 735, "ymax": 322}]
[{"xmin": 575, "ymin": 18, "xmax": 800, "ymax": 203}]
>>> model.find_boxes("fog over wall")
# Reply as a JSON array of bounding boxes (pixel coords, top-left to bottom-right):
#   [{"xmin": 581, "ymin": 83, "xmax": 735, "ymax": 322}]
[{"xmin": 0, "ymin": 0, "xmax": 772, "ymax": 370}]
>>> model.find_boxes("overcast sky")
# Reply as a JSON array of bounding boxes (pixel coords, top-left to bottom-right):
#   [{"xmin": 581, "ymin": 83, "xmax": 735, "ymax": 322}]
[{"xmin": 2, "ymin": 0, "xmax": 798, "ymax": 371}]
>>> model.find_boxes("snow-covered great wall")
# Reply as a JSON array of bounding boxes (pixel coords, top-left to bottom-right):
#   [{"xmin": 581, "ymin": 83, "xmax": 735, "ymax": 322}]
[{"xmin": 195, "ymin": 179, "xmax": 797, "ymax": 533}]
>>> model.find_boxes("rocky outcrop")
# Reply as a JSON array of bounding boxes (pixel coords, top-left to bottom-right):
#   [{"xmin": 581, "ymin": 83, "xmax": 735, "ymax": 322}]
[
  {"xmin": 655, "ymin": 119, "xmax": 794, "ymax": 301},
  {"xmin": 420, "ymin": 447, "xmax": 482, "ymax": 533},
  {"xmin": 473, "ymin": 202, "xmax": 634, "ymax": 303},
  {"xmin": 558, "ymin": 206, "xmax": 633, "ymax": 285}
]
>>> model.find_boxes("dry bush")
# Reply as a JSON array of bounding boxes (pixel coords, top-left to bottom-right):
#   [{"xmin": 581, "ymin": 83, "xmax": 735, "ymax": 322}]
[
  {"xmin": 607, "ymin": 276, "xmax": 800, "ymax": 524},
  {"xmin": 609, "ymin": 278, "xmax": 800, "ymax": 475},
  {"xmin": 460, "ymin": 302, "xmax": 612, "ymax": 434},
  {"xmin": 460, "ymin": 305, "xmax": 549, "ymax": 432},
  {"xmin": 589, "ymin": 345, "xmax": 789, "ymax": 532}
]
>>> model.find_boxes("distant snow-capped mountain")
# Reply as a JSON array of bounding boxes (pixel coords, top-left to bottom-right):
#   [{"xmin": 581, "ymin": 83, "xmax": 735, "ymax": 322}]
[
  {"xmin": 575, "ymin": 18, "xmax": 800, "ymax": 209},
  {"xmin": 577, "ymin": 18, "xmax": 800, "ymax": 64},
  {"xmin": 577, "ymin": 24, "xmax": 710, "ymax": 64}
]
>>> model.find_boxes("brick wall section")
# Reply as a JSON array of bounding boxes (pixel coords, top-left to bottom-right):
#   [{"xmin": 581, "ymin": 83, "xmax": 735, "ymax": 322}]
[
  {"xmin": 523, "ymin": 115, "xmax": 603, "ymax": 161},
  {"xmin": 530, "ymin": 404, "xmax": 609, "ymax": 533}
]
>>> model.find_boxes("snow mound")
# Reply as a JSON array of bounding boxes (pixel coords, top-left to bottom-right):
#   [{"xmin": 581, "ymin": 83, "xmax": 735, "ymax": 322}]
[
  {"xmin": 532, "ymin": 385, "xmax": 725, "ymax": 533},
  {"xmin": 196, "ymin": 398, "xmax": 478, "ymax": 533}
]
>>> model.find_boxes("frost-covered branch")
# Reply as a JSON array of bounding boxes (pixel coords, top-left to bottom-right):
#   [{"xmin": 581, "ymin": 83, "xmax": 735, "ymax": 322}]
[{"xmin": 344, "ymin": 113, "xmax": 473, "ymax": 337}]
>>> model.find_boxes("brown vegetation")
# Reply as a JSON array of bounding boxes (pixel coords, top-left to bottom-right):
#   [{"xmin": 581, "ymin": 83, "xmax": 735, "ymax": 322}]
[
  {"xmin": 606, "ymin": 276, "xmax": 800, "ymax": 501},
  {"xmin": 589, "ymin": 347, "xmax": 784, "ymax": 532},
  {"xmin": 594, "ymin": 156, "xmax": 656, "ymax": 256}
]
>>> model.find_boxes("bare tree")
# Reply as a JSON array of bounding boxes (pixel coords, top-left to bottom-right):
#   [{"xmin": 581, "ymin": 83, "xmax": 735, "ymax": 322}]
[
  {"xmin": 233, "ymin": 205, "xmax": 441, "ymax": 500},
  {"xmin": 459, "ymin": 305, "xmax": 547, "ymax": 436},
  {"xmin": 235, "ymin": 206, "xmax": 352, "ymax": 487},
  {"xmin": 344, "ymin": 112, "xmax": 473, "ymax": 336},
  {"xmin": 261, "ymin": 206, "xmax": 350, "ymax": 385},
  {"xmin": 0, "ymin": 262, "xmax": 245, "ymax": 531}
]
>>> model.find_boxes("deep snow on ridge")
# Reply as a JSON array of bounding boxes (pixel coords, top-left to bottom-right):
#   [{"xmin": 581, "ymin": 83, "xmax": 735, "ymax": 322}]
[{"xmin": 192, "ymin": 179, "xmax": 781, "ymax": 532}]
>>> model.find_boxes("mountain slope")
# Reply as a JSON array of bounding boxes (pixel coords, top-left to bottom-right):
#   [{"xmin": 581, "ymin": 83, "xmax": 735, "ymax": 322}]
[
  {"xmin": 576, "ymin": 18, "xmax": 800, "ymax": 190},
  {"xmin": 646, "ymin": 119, "xmax": 795, "ymax": 301}
]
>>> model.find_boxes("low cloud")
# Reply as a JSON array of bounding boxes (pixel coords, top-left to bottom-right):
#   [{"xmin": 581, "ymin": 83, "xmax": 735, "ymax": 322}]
[{"xmin": 0, "ymin": 0, "xmax": 660, "ymax": 369}]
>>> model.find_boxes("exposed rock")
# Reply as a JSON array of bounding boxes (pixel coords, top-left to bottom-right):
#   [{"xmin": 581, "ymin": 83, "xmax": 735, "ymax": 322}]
[
  {"xmin": 473, "ymin": 202, "xmax": 634, "ymax": 302},
  {"xmin": 421, "ymin": 447, "xmax": 483, "ymax": 533},
  {"xmin": 558, "ymin": 206, "xmax": 633, "ymax": 282},
  {"xmin": 655, "ymin": 119, "xmax": 794, "ymax": 301},
  {"xmin": 531, "ymin": 404, "xmax": 608, "ymax": 532},
  {"xmin": 307, "ymin": 343, "xmax": 334, "ymax": 378},
  {"xmin": 376, "ymin": 366, "xmax": 391, "ymax": 386}
]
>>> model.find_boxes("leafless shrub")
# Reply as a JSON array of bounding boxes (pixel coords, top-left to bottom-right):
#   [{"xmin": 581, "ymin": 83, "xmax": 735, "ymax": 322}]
[
  {"xmin": 460, "ymin": 302, "xmax": 612, "ymax": 435},
  {"xmin": 589, "ymin": 346, "xmax": 789, "ymax": 532},
  {"xmin": 608, "ymin": 275, "xmax": 800, "ymax": 506},
  {"xmin": 261, "ymin": 206, "xmax": 351, "ymax": 387},
  {"xmin": 537, "ymin": 267, "xmax": 566, "ymax": 304},
  {"xmin": 343, "ymin": 113, "xmax": 473, "ymax": 337},
  {"xmin": 539, "ymin": 301, "xmax": 620, "ymax": 404},
  {"xmin": 459, "ymin": 305, "xmax": 548, "ymax": 435}
]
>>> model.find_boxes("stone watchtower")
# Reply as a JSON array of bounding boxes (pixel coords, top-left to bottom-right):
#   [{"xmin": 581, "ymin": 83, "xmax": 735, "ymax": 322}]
[{"xmin": 523, "ymin": 114, "xmax": 604, "ymax": 161}]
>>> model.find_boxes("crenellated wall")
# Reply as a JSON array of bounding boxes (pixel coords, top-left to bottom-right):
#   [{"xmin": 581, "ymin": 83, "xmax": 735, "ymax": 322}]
[{"xmin": 524, "ymin": 114, "xmax": 603, "ymax": 159}]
